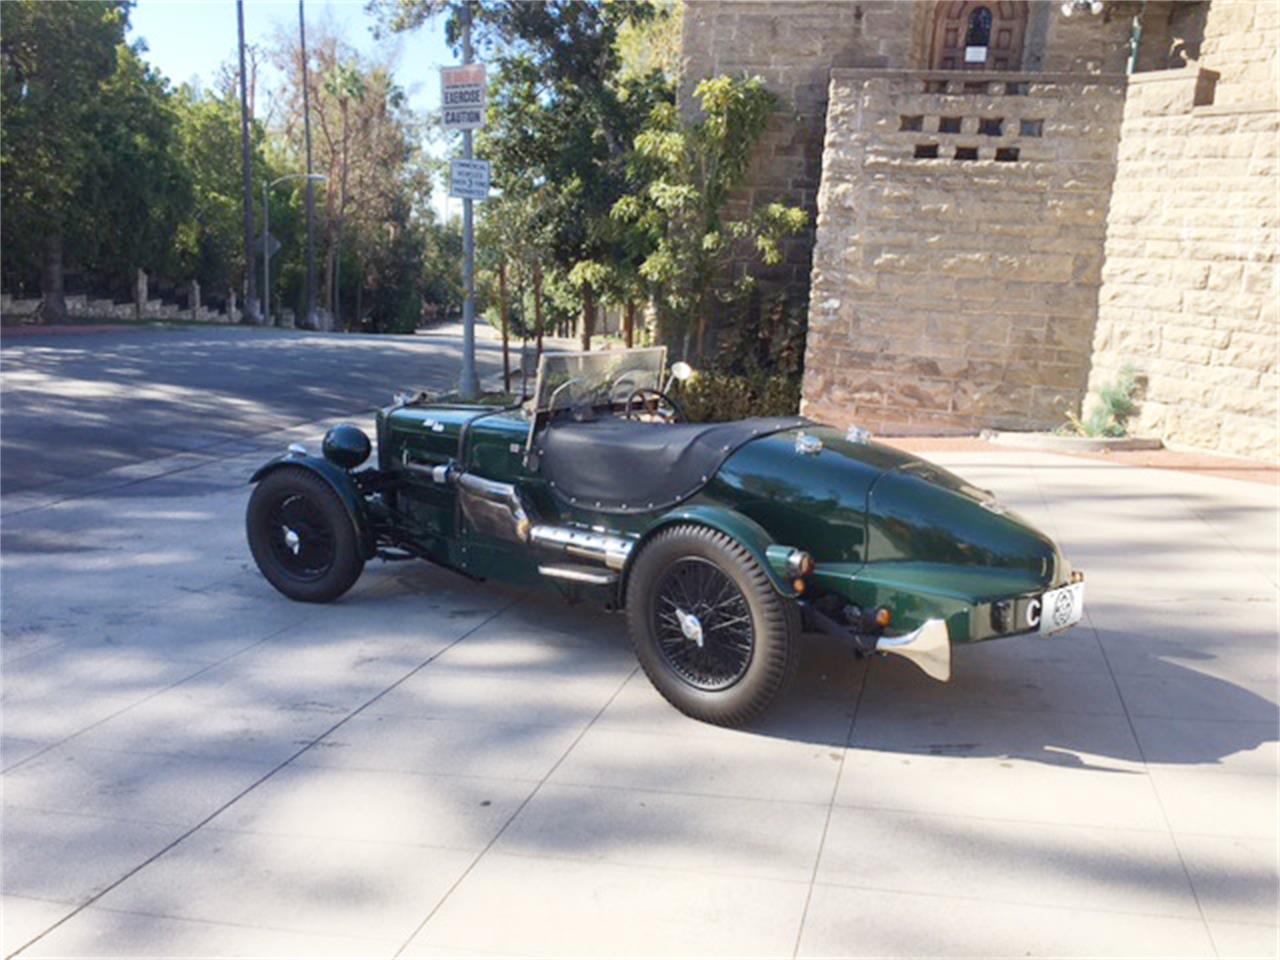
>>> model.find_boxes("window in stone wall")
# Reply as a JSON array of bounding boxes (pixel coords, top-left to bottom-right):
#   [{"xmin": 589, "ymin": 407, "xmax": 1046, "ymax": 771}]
[
  {"xmin": 929, "ymin": 1, "xmax": 1027, "ymax": 71},
  {"xmin": 965, "ymin": 6, "xmax": 992, "ymax": 57},
  {"xmin": 979, "ymin": 117, "xmax": 1004, "ymax": 136},
  {"xmin": 939, "ymin": 116, "xmax": 963, "ymax": 133},
  {"xmin": 1019, "ymin": 118, "xmax": 1044, "ymax": 137},
  {"xmin": 915, "ymin": 143, "xmax": 940, "ymax": 159},
  {"xmin": 995, "ymin": 147, "xmax": 1020, "ymax": 162},
  {"xmin": 900, "ymin": 115, "xmax": 925, "ymax": 131},
  {"xmin": 955, "ymin": 146, "xmax": 979, "ymax": 161}
]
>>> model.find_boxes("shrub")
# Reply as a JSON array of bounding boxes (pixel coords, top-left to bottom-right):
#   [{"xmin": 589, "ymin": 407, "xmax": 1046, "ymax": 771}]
[
  {"xmin": 674, "ymin": 369, "xmax": 800, "ymax": 422},
  {"xmin": 1065, "ymin": 365, "xmax": 1140, "ymax": 437}
]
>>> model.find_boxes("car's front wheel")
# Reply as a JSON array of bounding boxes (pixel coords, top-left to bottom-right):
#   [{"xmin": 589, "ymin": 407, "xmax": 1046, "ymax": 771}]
[
  {"xmin": 246, "ymin": 467, "xmax": 364, "ymax": 603},
  {"xmin": 625, "ymin": 524, "xmax": 798, "ymax": 726}
]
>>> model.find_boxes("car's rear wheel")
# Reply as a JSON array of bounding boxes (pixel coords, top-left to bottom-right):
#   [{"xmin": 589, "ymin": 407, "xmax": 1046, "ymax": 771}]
[
  {"xmin": 246, "ymin": 467, "xmax": 363, "ymax": 603},
  {"xmin": 625, "ymin": 524, "xmax": 798, "ymax": 726}
]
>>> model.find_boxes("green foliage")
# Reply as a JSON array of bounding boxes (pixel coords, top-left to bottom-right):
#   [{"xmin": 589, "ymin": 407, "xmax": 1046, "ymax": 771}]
[
  {"xmin": 0, "ymin": 0, "xmax": 126, "ymax": 228},
  {"xmin": 673, "ymin": 368, "xmax": 801, "ymax": 423},
  {"xmin": 171, "ymin": 88, "xmax": 265, "ymax": 297},
  {"xmin": 616, "ymin": 0, "xmax": 683, "ymax": 85},
  {"xmin": 385, "ymin": 2, "xmax": 670, "ymax": 344},
  {"xmin": 1, "ymin": 0, "xmax": 130, "ymax": 298},
  {"xmin": 718, "ymin": 294, "xmax": 808, "ymax": 380},
  {"xmin": 613, "ymin": 74, "xmax": 808, "ymax": 355},
  {"xmin": 78, "ymin": 46, "xmax": 192, "ymax": 292},
  {"xmin": 1066, "ymin": 365, "xmax": 1141, "ymax": 438},
  {"xmin": 421, "ymin": 216, "xmax": 464, "ymax": 318}
]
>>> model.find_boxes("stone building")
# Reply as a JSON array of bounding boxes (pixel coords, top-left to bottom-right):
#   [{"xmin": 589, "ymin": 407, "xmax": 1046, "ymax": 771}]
[{"xmin": 681, "ymin": 0, "xmax": 1277, "ymax": 458}]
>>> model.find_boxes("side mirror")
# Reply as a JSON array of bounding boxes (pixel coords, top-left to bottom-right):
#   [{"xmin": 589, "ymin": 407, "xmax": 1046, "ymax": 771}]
[{"xmin": 670, "ymin": 361, "xmax": 694, "ymax": 382}]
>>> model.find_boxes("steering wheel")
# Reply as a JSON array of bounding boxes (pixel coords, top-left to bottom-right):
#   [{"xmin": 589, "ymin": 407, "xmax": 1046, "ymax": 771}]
[{"xmin": 624, "ymin": 388, "xmax": 685, "ymax": 423}]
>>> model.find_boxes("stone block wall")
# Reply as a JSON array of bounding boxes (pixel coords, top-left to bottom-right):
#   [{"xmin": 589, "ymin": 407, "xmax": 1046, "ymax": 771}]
[
  {"xmin": 802, "ymin": 68, "xmax": 1125, "ymax": 433},
  {"xmin": 1198, "ymin": 0, "xmax": 1279, "ymax": 107},
  {"xmin": 1036, "ymin": 3, "xmax": 1134, "ymax": 74},
  {"xmin": 1087, "ymin": 0, "xmax": 1278, "ymax": 459},
  {"xmin": 679, "ymin": 1, "xmax": 1134, "ymax": 318}
]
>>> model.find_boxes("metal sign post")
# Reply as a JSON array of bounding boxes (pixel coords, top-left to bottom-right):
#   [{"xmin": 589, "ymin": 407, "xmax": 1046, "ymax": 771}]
[{"xmin": 444, "ymin": 5, "xmax": 485, "ymax": 400}]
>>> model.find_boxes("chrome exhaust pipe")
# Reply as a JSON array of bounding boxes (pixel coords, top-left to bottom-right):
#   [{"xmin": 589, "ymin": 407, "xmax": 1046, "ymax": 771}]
[
  {"xmin": 529, "ymin": 524, "xmax": 634, "ymax": 571},
  {"xmin": 875, "ymin": 619, "xmax": 951, "ymax": 682}
]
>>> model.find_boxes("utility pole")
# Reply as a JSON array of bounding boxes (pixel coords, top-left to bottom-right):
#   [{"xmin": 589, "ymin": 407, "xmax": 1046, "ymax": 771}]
[
  {"xmin": 457, "ymin": 0, "xmax": 480, "ymax": 399},
  {"xmin": 236, "ymin": 0, "xmax": 259, "ymax": 323},
  {"xmin": 299, "ymin": 0, "xmax": 317, "ymax": 329}
]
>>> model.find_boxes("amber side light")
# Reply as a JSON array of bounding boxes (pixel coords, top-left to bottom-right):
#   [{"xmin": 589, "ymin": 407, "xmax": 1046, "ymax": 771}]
[
  {"xmin": 793, "ymin": 579, "xmax": 807, "ymax": 594},
  {"xmin": 875, "ymin": 607, "xmax": 893, "ymax": 628}
]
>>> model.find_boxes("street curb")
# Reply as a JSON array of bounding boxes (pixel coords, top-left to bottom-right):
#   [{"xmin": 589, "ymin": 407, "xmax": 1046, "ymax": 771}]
[{"xmin": 981, "ymin": 430, "xmax": 1164, "ymax": 453}]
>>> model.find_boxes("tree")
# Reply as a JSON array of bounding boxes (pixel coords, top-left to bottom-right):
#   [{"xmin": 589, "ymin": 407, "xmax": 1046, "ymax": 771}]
[
  {"xmin": 172, "ymin": 87, "xmax": 275, "ymax": 303},
  {"xmin": 270, "ymin": 26, "xmax": 428, "ymax": 328},
  {"xmin": 76, "ymin": 45, "xmax": 191, "ymax": 297},
  {"xmin": 421, "ymin": 214, "xmax": 464, "ymax": 320},
  {"xmin": 1, "ymin": 1, "xmax": 129, "ymax": 321},
  {"xmin": 613, "ymin": 75, "xmax": 809, "ymax": 359},
  {"xmin": 374, "ymin": 0, "xmax": 667, "ymax": 350},
  {"xmin": 616, "ymin": 0, "xmax": 683, "ymax": 87}
]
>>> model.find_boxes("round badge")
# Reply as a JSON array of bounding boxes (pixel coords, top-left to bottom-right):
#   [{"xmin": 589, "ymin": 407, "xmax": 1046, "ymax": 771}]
[{"xmin": 1052, "ymin": 590, "xmax": 1073, "ymax": 628}]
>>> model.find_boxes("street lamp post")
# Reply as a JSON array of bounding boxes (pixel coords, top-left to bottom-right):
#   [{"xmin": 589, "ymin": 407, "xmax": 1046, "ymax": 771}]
[{"xmin": 263, "ymin": 173, "xmax": 327, "ymax": 326}]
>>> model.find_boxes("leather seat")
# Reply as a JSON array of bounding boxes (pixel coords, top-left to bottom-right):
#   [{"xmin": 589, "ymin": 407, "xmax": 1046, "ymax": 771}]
[{"xmin": 537, "ymin": 415, "xmax": 807, "ymax": 513}]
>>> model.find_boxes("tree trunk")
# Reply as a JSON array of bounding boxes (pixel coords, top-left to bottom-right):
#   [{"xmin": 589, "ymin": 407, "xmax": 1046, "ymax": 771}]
[
  {"xmin": 691, "ymin": 288, "xmax": 710, "ymax": 361},
  {"xmin": 624, "ymin": 300, "xmax": 636, "ymax": 348},
  {"xmin": 355, "ymin": 264, "xmax": 362, "ymax": 330},
  {"xmin": 498, "ymin": 258, "xmax": 510, "ymax": 392},
  {"xmin": 580, "ymin": 283, "xmax": 595, "ymax": 352},
  {"xmin": 533, "ymin": 261, "xmax": 545, "ymax": 362},
  {"xmin": 40, "ymin": 233, "xmax": 67, "ymax": 324}
]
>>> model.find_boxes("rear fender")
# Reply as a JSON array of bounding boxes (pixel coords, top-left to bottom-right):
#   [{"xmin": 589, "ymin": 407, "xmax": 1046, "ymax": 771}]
[
  {"xmin": 250, "ymin": 455, "xmax": 375, "ymax": 559},
  {"xmin": 620, "ymin": 504, "xmax": 797, "ymax": 606}
]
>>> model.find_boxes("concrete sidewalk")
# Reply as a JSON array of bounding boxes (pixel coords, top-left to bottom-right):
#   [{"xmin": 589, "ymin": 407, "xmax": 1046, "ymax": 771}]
[{"xmin": 2, "ymin": 425, "xmax": 1276, "ymax": 957}]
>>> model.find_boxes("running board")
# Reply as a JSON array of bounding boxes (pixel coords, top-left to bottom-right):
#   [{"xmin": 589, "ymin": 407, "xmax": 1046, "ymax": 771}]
[{"xmin": 537, "ymin": 564, "xmax": 618, "ymax": 586}]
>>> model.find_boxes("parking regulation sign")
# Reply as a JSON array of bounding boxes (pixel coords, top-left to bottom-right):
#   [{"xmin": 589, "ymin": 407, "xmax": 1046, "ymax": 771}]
[
  {"xmin": 449, "ymin": 158, "xmax": 491, "ymax": 200},
  {"xmin": 441, "ymin": 64, "xmax": 486, "ymax": 130}
]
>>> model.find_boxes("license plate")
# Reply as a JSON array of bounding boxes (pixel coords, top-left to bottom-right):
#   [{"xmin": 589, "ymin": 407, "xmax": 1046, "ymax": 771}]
[{"xmin": 1038, "ymin": 582, "xmax": 1085, "ymax": 635}]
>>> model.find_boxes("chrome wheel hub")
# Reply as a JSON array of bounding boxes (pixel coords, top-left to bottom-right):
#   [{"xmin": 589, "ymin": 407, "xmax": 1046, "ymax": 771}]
[
  {"xmin": 675, "ymin": 608, "xmax": 704, "ymax": 648},
  {"xmin": 283, "ymin": 526, "xmax": 301, "ymax": 555}
]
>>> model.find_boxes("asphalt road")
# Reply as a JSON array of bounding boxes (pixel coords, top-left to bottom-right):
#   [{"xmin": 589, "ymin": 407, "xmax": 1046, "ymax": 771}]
[{"xmin": 0, "ymin": 325, "xmax": 505, "ymax": 495}]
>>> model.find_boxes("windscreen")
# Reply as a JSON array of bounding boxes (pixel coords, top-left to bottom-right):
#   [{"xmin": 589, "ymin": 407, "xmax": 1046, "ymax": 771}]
[{"xmin": 531, "ymin": 347, "xmax": 667, "ymax": 413}]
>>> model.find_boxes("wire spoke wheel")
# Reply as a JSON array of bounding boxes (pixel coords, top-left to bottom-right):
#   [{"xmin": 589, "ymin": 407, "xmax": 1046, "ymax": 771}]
[
  {"xmin": 265, "ymin": 491, "xmax": 336, "ymax": 582},
  {"xmin": 627, "ymin": 525, "xmax": 798, "ymax": 726},
  {"xmin": 652, "ymin": 557, "xmax": 755, "ymax": 691}
]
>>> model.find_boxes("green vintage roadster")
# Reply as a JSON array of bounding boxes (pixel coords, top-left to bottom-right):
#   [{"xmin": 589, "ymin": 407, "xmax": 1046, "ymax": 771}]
[{"xmin": 246, "ymin": 346, "xmax": 1084, "ymax": 725}]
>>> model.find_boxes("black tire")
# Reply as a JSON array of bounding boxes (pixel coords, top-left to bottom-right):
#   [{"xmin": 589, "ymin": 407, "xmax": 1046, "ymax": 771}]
[
  {"xmin": 625, "ymin": 524, "xmax": 799, "ymax": 726},
  {"xmin": 246, "ymin": 467, "xmax": 364, "ymax": 603}
]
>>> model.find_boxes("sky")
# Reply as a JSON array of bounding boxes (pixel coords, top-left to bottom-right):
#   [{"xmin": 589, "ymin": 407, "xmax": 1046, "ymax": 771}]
[{"xmin": 127, "ymin": 0, "xmax": 460, "ymax": 216}]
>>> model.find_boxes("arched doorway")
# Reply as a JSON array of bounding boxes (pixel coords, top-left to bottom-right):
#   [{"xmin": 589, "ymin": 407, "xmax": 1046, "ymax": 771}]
[{"xmin": 929, "ymin": 1, "xmax": 1028, "ymax": 70}]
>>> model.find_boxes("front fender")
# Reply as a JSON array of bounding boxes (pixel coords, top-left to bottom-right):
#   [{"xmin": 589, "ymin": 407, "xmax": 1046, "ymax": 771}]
[
  {"xmin": 250, "ymin": 455, "xmax": 375, "ymax": 559},
  {"xmin": 624, "ymin": 504, "xmax": 798, "ymax": 603}
]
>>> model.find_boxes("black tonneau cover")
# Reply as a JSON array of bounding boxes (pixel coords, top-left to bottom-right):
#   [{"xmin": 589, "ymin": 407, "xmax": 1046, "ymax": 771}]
[{"xmin": 537, "ymin": 416, "xmax": 808, "ymax": 513}]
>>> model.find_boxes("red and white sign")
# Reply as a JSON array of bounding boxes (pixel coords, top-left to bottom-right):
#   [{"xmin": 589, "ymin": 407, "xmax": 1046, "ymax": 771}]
[{"xmin": 441, "ymin": 64, "xmax": 486, "ymax": 130}]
